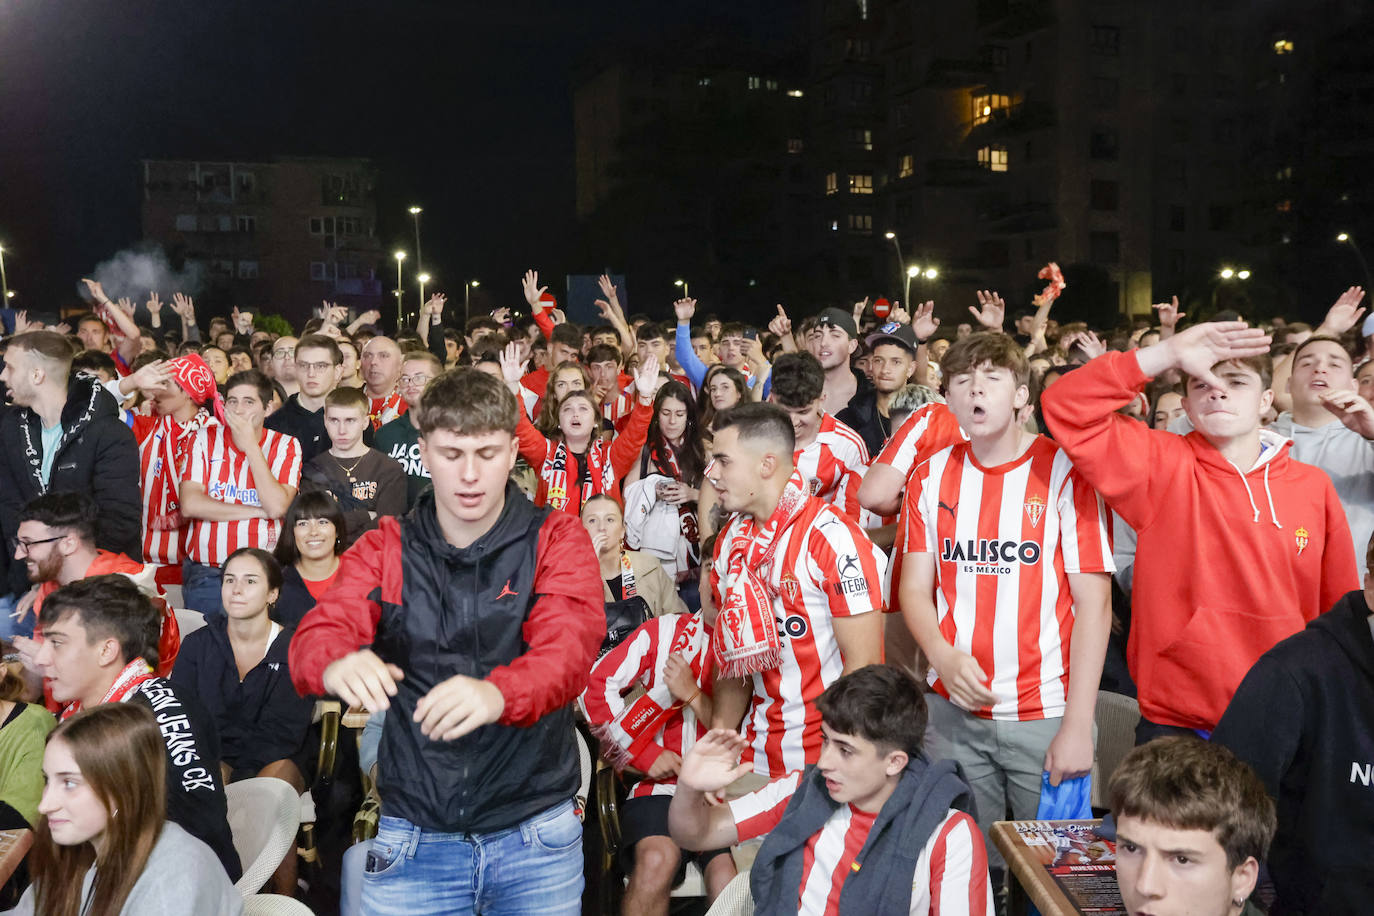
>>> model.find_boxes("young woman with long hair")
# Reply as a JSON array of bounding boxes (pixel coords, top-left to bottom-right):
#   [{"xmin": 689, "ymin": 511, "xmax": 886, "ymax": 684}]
[
  {"xmin": 15, "ymin": 703, "xmax": 241, "ymax": 915},
  {"xmin": 698, "ymin": 365, "xmax": 747, "ymax": 430},
  {"xmin": 580, "ymin": 495, "xmax": 687, "ymax": 655},
  {"xmin": 533, "ymin": 360, "xmax": 594, "ymax": 435},
  {"xmin": 0, "ymin": 640, "xmax": 54, "ymax": 831},
  {"xmin": 271, "ymin": 489, "xmax": 348, "ymax": 628},
  {"xmin": 504, "ymin": 347, "xmax": 660, "ymax": 515}
]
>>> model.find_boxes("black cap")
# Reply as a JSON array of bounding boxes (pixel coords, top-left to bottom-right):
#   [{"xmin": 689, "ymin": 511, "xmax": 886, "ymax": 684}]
[
  {"xmin": 865, "ymin": 322, "xmax": 920, "ymax": 354},
  {"xmin": 815, "ymin": 307, "xmax": 857, "ymax": 339}
]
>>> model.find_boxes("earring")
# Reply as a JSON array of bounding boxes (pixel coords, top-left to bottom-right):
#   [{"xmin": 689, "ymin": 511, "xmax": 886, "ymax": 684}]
[{"xmin": 111, "ymin": 808, "xmax": 118, "ymax": 818}]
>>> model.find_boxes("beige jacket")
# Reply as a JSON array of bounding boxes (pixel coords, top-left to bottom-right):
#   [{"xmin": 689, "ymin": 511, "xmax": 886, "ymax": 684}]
[{"xmin": 602, "ymin": 550, "xmax": 688, "ymax": 618}]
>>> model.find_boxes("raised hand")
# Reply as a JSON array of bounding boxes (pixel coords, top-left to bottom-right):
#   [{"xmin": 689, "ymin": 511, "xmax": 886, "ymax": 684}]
[
  {"xmin": 129, "ymin": 359, "xmax": 172, "ymax": 393},
  {"xmin": 1066, "ymin": 330, "xmax": 1106, "ymax": 360},
  {"xmin": 852, "ymin": 296, "xmax": 869, "ymax": 324},
  {"xmin": 11, "ymin": 310, "xmax": 33, "ymax": 334},
  {"xmin": 171, "ymin": 292, "xmax": 196, "ymax": 321},
  {"xmin": 888, "ymin": 301, "xmax": 912, "ymax": 325},
  {"xmin": 80, "ymin": 278, "xmax": 110, "ymax": 304},
  {"xmin": 597, "ymin": 273, "xmax": 620, "ymax": 305},
  {"xmin": 633, "ymin": 353, "xmax": 661, "ymax": 396},
  {"xmin": 663, "ymin": 653, "xmax": 699, "ymax": 704},
  {"xmin": 768, "ymin": 304, "xmax": 791, "ymax": 339},
  {"xmin": 499, "ymin": 341, "xmax": 525, "ymax": 390},
  {"xmin": 490, "ymin": 306, "xmax": 510, "ymax": 325},
  {"xmin": 674, "ymin": 297, "xmax": 697, "ymax": 323},
  {"xmin": 145, "ymin": 291, "xmax": 163, "ymax": 314},
  {"xmin": 115, "ymin": 296, "xmax": 135, "ymax": 315},
  {"xmin": 1318, "ymin": 286, "xmax": 1367, "ymax": 337},
  {"xmin": 594, "ymin": 299, "xmax": 616, "ymax": 322},
  {"xmin": 356, "ymin": 308, "xmax": 381, "ymax": 326},
  {"xmin": 969, "ymin": 291, "xmax": 1005, "ymax": 329},
  {"xmin": 1319, "ymin": 389, "xmax": 1374, "ymax": 439},
  {"xmin": 522, "ymin": 269, "xmax": 548, "ymax": 310},
  {"xmin": 549, "ymin": 308, "xmax": 566, "ymax": 325},
  {"xmin": 1152, "ymin": 295, "xmax": 1185, "ymax": 330},
  {"xmin": 53, "ymin": 321, "xmax": 71, "ymax": 336},
  {"xmin": 1143, "ymin": 321, "xmax": 1272, "ymax": 390},
  {"xmin": 677, "ymin": 729, "xmax": 752, "ymax": 794},
  {"xmin": 232, "ymin": 307, "xmax": 253, "ymax": 334},
  {"xmin": 425, "ymin": 293, "xmax": 446, "ymax": 320},
  {"xmin": 911, "ymin": 300, "xmax": 939, "ymax": 341}
]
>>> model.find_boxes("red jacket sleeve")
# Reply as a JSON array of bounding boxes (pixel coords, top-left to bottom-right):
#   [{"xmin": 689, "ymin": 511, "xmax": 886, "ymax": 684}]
[
  {"xmin": 485, "ymin": 511, "xmax": 605, "ymax": 726},
  {"xmin": 609, "ymin": 399, "xmax": 653, "ymax": 480},
  {"xmin": 288, "ymin": 522, "xmax": 393, "ymax": 695},
  {"xmin": 1039, "ymin": 350, "xmax": 1185, "ymax": 530},
  {"xmin": 515, "ymin": 411, "xmax": 551, "ymax": 467},
  {"xmin": 532, "ymin": 307, "xmax": 555, "ymax": 341}
]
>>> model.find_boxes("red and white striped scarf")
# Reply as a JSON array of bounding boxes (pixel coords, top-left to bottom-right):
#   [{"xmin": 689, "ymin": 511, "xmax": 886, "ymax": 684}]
[
  {"xmin": 60, "ymin": 658, "xmax": 155, "ymax": 721},
  {"xmin": 649, "ymin": 439, "xmax": 701, "ymax": 570}
]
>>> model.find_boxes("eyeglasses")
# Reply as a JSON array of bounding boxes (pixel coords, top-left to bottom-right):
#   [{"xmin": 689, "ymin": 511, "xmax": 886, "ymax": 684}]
[
  {"xmin": 12, "ymin": 534, "xmax": 65, "ymax": 554},
  {"xmin": 399, "ymin": 374, "xmax": 432, "ymax": 386},
  {"xmin": 273, "ymin": 348, "xmax": 296, "ymax": 357},
  {"xmin": 296, "ymin": 361, "xmax": 334, "ymax": 374}
]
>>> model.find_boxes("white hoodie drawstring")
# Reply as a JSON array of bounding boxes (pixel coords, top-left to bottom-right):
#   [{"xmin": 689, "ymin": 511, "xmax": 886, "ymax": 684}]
[
  {"xmin": 1263, "ymin": 463, "xmax": 1282, "ymax": 529},
  {"xmin": 1235, "ymin": 465, "xmax": 1261, "ymax": 523}
]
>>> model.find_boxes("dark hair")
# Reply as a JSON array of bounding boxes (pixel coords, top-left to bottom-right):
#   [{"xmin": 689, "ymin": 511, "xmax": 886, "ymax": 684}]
[
  {"xmin": 465, "ymin": 316, "xmax": 501, "ymax": 337},
  {"xmin": 416, "ymin": 367, "xmax": 518, "ymax": 436},
  {"xmin": 550, "ymin": 323, "xmax": 583, "ymax": 350},
  {"xmin": 638, "ymin": 321, "xmax": 666, "ymax": 343},
  {"xmin": 20, "ymin": 491, "xmax": 100, "ymax": 545},
  {"xmin": 224, "ymin": 368, "xmax": 273, "ymax": 405},
  {"xmin": 718, "ymin": 322, "xmax": 749, "ymax": 340},
  {"xmin": 274, "ymin": 490, "xmax": 347, "ymax": 566},
  {"xmin": 71, "ymin": 349, "xmax": 118, "ymax": 379},
  {"xmin": 769, "ymin": 351, "xmax": 825, "ymax": 408},
  {"xmin": 690, "ymin": 325, "xmax": 711, "ymax": 341},
  {"xmin": 222, "ymin": 546, "xmax": 284, "ymax": 595},
  {"xmin": 295, "ymin": 333, "xmax": 344, "ymax": 365},
  {"xmin": 226, "ymin": 345, "xmax": 254, "ymax": 364},
  {"xmin": 1182, "ymin": 354, "xmax": 1273, "ymax": 392},
  {"xmin": 1290, "ymin": 334, "xmax": 1352, "ymax": 367},
  {"xmin": 1109, "ymin": 737, "xmax": 1276, "ymax": 871},
  {"xmin": 647, "ymin": 381, "xmax": 705, "ymax": 485},
  {"xmin": 699, "ymin": 365, "xmax": 748, "ymax": 429},
  {"xmin": 815, "ymin": 664, "xmax": 927, "ymax": 757},
  {"xmin": 713, "ymin": 402, "xmax": 795, "ymax": 454},
  {"xmin": 39, "ymin": 575, "xmax": 160, "ymax": 669},
  {"xmin": 8, "ymin": 331, "xmax": 76, "ymax": 372},
  {"xmin": 585, "ymin": 343, "xmax": 622, "ymax": 366},
  {"xmin": 941, "ymin": 331, "xmax": 1031, "ymax": 389}
]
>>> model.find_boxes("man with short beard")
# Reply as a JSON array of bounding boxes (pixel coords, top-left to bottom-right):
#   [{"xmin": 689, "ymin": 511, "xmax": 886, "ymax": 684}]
[{"xmin": 361, "ymin": 335, "xmax": 406, "ymax": 430}]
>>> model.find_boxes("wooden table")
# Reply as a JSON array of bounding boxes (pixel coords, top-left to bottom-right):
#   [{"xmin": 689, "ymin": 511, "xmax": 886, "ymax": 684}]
[
  {"xmin": 0, "ymin": 829, "xmax": 33, "ymax": 886},
  {"xmin": 991, "ymin": 820, "xmax": 1126, "ymax": 916}
]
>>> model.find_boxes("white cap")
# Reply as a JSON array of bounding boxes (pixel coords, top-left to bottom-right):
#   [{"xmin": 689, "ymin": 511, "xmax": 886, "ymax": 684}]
[{"xmin": 1362, "ymin": 314, "xmax": 1374, "ymax": 338}]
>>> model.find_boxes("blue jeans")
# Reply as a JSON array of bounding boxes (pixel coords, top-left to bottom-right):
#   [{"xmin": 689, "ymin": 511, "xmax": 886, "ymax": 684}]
[
  {"xmin": 180, "ymin": 560, "xmax": 224, "ymax": 622},
  {"xmin": 361, "ymin": 800, "xmax": 583, "ymax": 916}
]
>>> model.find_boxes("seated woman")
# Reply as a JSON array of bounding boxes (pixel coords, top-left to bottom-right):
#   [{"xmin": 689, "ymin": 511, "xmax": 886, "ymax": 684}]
[
  {"xmin": 582, "ymin": 495, "xmax": 686, "ymax": 656},
  {"xmin": 272, "ymin": 490, "xmax": 346, "ymax": 628},
  {"xmin": 11, "ymin": 703, "xmax": 241, "ymax": 915},
  {"xmin": 506, "ymin": 350, "xmax": 658, "ymax": 515},
  {"xmin": 0, "ymin": 641, "xmax": 55, "ymax": 830},
  {"xmin": 169, "ymin": 547, "xmax": 312, "ymax": 895}
]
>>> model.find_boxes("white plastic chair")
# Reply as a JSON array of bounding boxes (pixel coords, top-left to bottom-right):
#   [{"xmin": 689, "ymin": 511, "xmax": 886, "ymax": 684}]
[
  {"xmin": 704, "ymin": 872, "xmax": 753, "ymax": 916},
  {"xmin": 173, "ymin": 606, "xmax": 207, "ymax": 637},
  {"xmin": 242, "ymin": 893, "xmax": 315, "ymax": 915},
  {"xmin": 227, "ymin": 777, "xmax": 303, "ymax": 896}
]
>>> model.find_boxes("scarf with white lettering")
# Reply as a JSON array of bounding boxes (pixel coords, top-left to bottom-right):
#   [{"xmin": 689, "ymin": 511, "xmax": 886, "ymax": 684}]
[
  {"xmin": 715, "ymin": 471, "xmax": 810, "ymax": 678},
  {"xmin": 368, "ymin": 391, "xmax": 405, "ymax": 431},
  {"xmin": 59, "ymin": 657, "xmax": 155, "ymax": 720},
  {"xmin": 545, "ymin": 439, "xmax": 613, "ymax": 513},
  {"xmin": 619, "ymin": 551, "xmax": 637, "ymax": 598},
  {"xmin": 592, "ymin": 611, "xmax": 710, "ymax": 770},
  {"xmin": 146, "ymin": 408, "xmax": 217, "ymax": 539}
]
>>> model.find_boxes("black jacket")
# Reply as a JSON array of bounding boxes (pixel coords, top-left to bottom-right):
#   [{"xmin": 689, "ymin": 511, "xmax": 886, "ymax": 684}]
[
  {"xmin": 0, "ymin": 375, "xmax": 142, "ymax": 594},
  {"xmin": 264, "ymin": 394, "xmax": 329, "ymax": 462},
  {"xmin": 1213, "ymin": 590, "xmax": 1374, "ymax": 914},
  {"xmin": 128, "ymin": 678, "xmax": 243, "ymax": 881},
  {"xmin": 835, "ymin": 368, "xmax": 886, "ymax": 456},
  {"xmin": 170, "ymin": 617, "xmax": 314, "ymax": 775},
  {"xmin": 272, "ymin": 565, "xmax": 319, "ymax": 629}
]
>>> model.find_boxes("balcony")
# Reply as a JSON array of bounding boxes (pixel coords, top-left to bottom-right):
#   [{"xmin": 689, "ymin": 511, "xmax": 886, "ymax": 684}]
[
  {"xmin": 981, "ymin": 201, "xmax": 1056, "ymax": 233},
  {"xmin": 924, "ymin": 59, "xmax": 993, "ymax": 89},
  {"xmin": 925, "ymin": 158, "xmax": 992, "ymax": 187},
  {"xmin": 970, "ymin": 99, "xmax": 1056, "ymax": 136}
]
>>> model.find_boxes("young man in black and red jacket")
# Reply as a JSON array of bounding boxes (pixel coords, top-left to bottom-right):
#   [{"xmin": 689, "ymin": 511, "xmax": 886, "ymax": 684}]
[{"xmin": 289, "ymin": 368, "xmax": 605, "ymax": 916}]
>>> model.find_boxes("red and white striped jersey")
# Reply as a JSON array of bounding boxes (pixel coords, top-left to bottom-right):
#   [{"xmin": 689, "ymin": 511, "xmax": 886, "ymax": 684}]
[
  {"xmin": 875, "ymin": 402, "xmax": 966, "ymax": 482},
  {"xmin": 903, "ymin": 436, "xmax": 1113, "ymax": 721},
  {"xmin": 135, "ymin": 413, "xmax": 212, "ymax": 567},
  {"xmin": 580, "ymin": 612, "xmax": 712, "ymax": 799},
  {"xmin": 711, "ymin": 498, "xmax": 886, "ymax": 777},
  {"xmin": 729, "ymin": 773, "xmax": 992, "ymax": 916},
  {"xmin": 795, "ymin": 414, "xmax": 870, "ymax": 524},
  {"xmin": 183, "ymin": 425, "xmax": 302, "ymax": 566}
]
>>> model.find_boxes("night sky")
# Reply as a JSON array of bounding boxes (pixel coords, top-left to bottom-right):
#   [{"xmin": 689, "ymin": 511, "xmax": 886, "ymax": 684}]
[{"xmin": 0, "ymin": 0, "xmax": 798, "ymax": 316}]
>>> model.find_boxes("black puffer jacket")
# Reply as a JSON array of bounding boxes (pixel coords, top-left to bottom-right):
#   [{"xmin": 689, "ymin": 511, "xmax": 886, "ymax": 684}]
[{"xmin": 0, "ymin": 374, "xmax": 142, "ymax": 594}]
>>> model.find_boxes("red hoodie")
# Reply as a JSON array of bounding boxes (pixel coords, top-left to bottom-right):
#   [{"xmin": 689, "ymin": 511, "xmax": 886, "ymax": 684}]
[{"xmin": 1042, "ymin": 351, "xmax": 1358, "ymax": 731}]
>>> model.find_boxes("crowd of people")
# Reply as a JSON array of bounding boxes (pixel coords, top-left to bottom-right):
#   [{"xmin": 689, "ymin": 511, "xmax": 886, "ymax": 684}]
[{"xmin": 0, "ymin": 266, "xmax": 1370, "ymax": 916}]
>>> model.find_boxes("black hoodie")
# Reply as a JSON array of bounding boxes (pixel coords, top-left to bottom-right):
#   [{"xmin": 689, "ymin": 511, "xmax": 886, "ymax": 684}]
[
  {"xmin": 1212, "ymin": 590, "xmax": 1374, "ymax": 915},
  {"xmin": 0, "ymin": 374, "xmax": 142, "ymax": 594}
]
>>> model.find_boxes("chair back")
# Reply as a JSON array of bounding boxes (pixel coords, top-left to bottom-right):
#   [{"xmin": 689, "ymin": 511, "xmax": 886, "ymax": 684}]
[
  {"xmin": 243, "ymin": 893, "xmax": 316, "ymax": 914},
  {"xmin": 173, "ymin": 607, "xmax": 207, "ymax": 637},
  {"xmin": 1092, "ymin": 691, "xmax": 1141, "ymax": 808},
  {"xmin": 227, "ymin": 777, "xmax": 303, "ymax": 896},
  {"xmin": 704, "ymin": 872, "xmax": 753, "ymax": 916}
]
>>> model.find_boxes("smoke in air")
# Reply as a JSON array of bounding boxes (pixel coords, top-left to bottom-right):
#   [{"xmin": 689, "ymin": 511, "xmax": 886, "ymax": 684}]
[{"xmin": 80, "ymin": 245, "xmax": 204, "ymax": 302}]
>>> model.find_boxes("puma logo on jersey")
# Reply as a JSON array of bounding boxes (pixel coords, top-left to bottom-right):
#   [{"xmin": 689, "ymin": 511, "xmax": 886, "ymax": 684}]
[
  {"xmin": 938, "ymin": 500, "xmax": 958, "ymax": 519},
  {"xmin": 496, "ymin": 580, "xmax": 518, "ymax": 600}
]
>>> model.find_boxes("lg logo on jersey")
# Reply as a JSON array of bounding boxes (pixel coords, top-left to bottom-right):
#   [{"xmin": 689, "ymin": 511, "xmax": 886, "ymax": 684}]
[{"xmin": 940, "ymin": 537, "xmax": 1042, "ymax": 574}]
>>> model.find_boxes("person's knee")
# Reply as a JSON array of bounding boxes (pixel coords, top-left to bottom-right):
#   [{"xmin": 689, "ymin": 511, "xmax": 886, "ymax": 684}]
[
  {"xmin": 631, "ymin": 837, "xmax": 681, "ymax": 887},
  {"xmin": 259, "ymin": 759, "xmax": 306, "ymax": 792}
]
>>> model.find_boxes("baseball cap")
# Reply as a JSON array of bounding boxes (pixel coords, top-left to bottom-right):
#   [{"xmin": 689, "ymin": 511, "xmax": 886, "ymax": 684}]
[
  {"xmin": 1362, "ymin": 313, "xmax": 1374, "ymax": 338},
  {"xmin": 814, "ymin": 307, "xmax": 857, "ymax": 339},
  {"xmin": 865, "ymin": 322, "xmax": 919, "ymax": 354}
]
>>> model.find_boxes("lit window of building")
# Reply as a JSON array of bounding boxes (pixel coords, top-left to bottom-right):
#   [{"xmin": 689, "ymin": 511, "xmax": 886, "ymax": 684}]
[
  {"xmin": 825, "ymin": 172, "xmax": 838, "ymax": 195},
  {"xmin": 898, "ymin": 154, "xmax": 914, "ymax": 178},
  {"xmin": 977, "ymin": 145, "xmax": 1009, "ymax": 172},
  {"xmin": 847, "ymin": 213, "xmax": 873, "ymax": 233},
  {"xmin": 748, "ymin": 75, "xmax": 761, "ymax": 90},
  {"xmin": 972, "ymin": 94, "xmax": 1010, "ymax": 125},
  {"xmin": 1274, "ymin": 39, "xmax": 1294, "ymax": 54},
  {"xmin": 850, "ymin": 173, "xmax": 874, "ymax": 194}
]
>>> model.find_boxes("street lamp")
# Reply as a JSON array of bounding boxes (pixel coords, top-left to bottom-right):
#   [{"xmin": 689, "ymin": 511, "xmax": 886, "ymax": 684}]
[
  {"xmin": 408, "ymin": 206, "xmax": 423, "ymax": 275},
  {"xmin": 674, "ymin": 278, "xmax": 690, "ymax": 299},
  {"xmin": 885, "ymin": 231, "xmax": 904, "ymax": 300},
  {"xmin": 904, "ymin": 263, "xmax": 940, "ymax": 304},
  {"xmin": 0, "ymin": 244, "xmax": 8, "ymax": 304},
  {"xmin": 1336, "ymin": 232, "xmax": 1374, "ymax": 294},
  {"xmin": 394, "ymin": 250, "xmax": 407, "ymax": 325},
  {"xmin": 418, "ymin": 273, "xmax": 431, "ymax": 317},
  {"xmin": 465, "ymin": 279, "xmax": 480, "ymax": 324},
  {"xmin": 904, "ymin": 265, "xmax": 919, "ymax": 305}
]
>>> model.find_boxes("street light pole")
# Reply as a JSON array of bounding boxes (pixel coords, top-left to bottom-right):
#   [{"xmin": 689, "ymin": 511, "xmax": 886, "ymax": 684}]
[
  {"xmin": 884, "ymin": 231, "xmax": 903, "ymax": 301},
  {"xmin": 394, "ymin": 250, "xmax": 407, "ymax": 327},
  {"xmin": 674, "ymin": 278, "xmax": 690, "ymax": 299},
  {"xmin": 418, "ymin": 273, "xmax": 431, "ymax": 319},
  {"xmin": 1337, "ymin": 233, "xmax": 1374, "ymax": 295},
  {"xmin": 0, "ymin": 245, "xmax": 9, "ymax": 304},
  {"xmin": 465, "ymin": 279, "xmax": 480, "ymax": 326},
  {"xmin": 408, "ymin": 207, "xmax": 423, "ymax": 275},
  {"xmin": 904, "ymin": 265, "xmax": 919, "ymax": 306}
]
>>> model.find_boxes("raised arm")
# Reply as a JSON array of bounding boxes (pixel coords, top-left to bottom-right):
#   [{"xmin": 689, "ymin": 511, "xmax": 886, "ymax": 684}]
[
  {"xmin": 672, "ymin": 297, "xmax": 708, "ymax": 388},
  {"xmin": 523, "ymin": 269, "xmax": 555, "ymax": 340}
]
